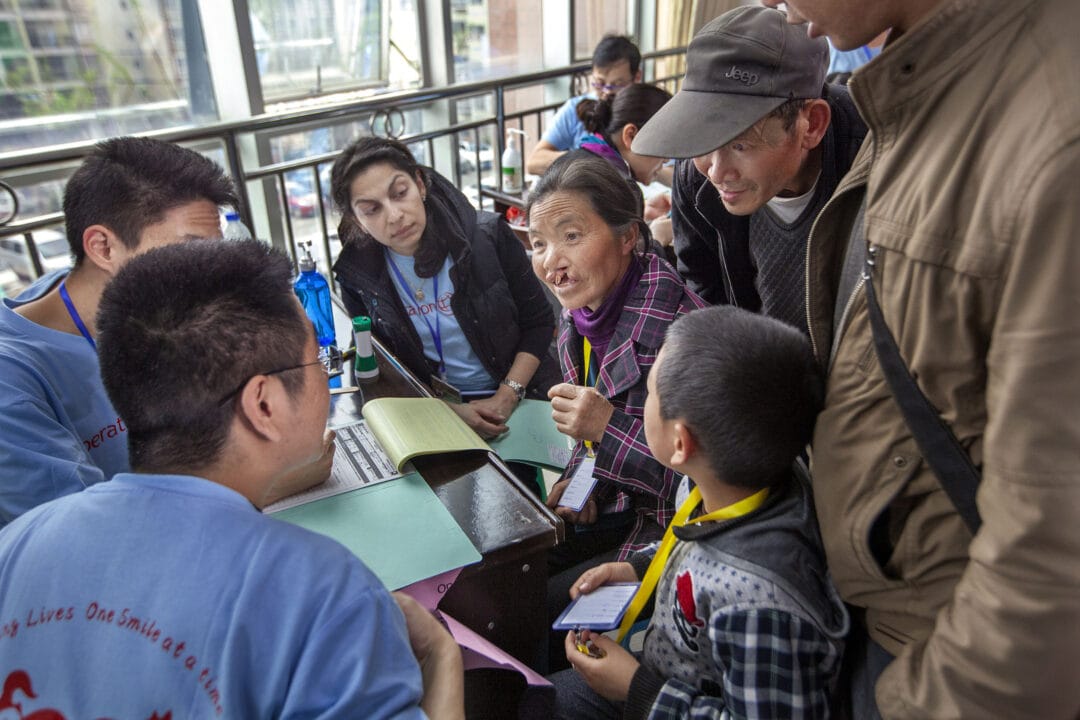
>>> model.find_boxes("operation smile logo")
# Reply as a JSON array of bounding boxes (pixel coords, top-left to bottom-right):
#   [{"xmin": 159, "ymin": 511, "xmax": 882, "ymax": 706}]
[{"xmin": 724, "ymin": 65, "xmax": 759, "ymax": 86}]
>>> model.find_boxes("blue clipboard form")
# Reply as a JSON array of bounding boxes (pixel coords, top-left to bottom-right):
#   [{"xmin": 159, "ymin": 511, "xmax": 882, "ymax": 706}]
[
  {"xmin": 552, "ymin": 582, "xmax": 640, "ymax": 631},
  {"xmin": 270, "ymin": 471, "xmax": 482, "ymax": 590}
]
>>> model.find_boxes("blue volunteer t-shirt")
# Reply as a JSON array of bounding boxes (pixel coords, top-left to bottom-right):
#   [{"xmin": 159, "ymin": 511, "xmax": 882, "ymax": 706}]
[
  {"xmin": 385, "ymin": 250, "xmax": 495, "ymax": 394},
  {"xmin": 0, "ymin": 270, "xmax": 127, "ymax": 528},
  {"xmin": 542, "ymin": 95, "xmax": 593, "ymax": 151},
  {"xmin": 0, "ymin": 473, "xmax": 425, "ymax": 717}
]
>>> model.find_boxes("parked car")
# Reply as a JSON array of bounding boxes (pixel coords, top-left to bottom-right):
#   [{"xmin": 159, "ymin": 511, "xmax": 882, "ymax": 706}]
[
  {"xmin": 458, "ymin": 141, "xmax": 494, "ymax": 174},
  {"xmin": 285, "ymin": 178, "xmax": 318, "ymax": 219},
  {"xmin": 0, "ymin": 229, "xmax": 72, "ymax": 281}
]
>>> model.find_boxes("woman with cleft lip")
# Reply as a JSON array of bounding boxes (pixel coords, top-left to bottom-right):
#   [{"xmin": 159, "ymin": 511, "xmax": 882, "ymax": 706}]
[{"xmin": 526, "ymin": 153, "xmax": 705, "ymax": 671}]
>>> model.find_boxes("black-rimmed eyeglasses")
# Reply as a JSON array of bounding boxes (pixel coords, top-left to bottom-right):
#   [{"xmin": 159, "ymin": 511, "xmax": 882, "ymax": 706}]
[
  {"xmin": 590, "ymin": 80, "xmax": 630, "ymax": 93},
  {"xmin": 217, "ymin": 358, "xmax": 332, "ymax": 405}
]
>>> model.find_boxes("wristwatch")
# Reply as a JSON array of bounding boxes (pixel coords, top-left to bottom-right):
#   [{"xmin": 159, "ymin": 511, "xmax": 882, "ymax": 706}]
[{"xmin": 501, "ymin": 378, "xmax": 526, "ymax": 401}]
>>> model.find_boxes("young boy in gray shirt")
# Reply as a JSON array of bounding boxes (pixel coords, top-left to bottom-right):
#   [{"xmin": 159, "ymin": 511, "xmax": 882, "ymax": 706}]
[{"xmin": 550, "ymin": 306, "xmax": 847, "ymax": 719}]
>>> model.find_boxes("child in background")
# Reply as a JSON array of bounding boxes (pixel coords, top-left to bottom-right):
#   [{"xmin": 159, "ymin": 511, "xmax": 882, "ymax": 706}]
[{"xmin": 550, "ymin": 305, "xmax": 847, "ymax": 718}]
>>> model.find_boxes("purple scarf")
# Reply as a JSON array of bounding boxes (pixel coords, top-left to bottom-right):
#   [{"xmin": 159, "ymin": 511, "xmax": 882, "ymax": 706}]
[
  {"xmin": 580, "ymin": 135, "xmax": 631, "ymax": 180},
  {"xmin": 570, "ymin": 257, "xmax": 642, "ymax": 363}
]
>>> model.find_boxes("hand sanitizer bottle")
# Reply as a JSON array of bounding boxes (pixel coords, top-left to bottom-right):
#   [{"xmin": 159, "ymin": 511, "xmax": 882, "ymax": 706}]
[{"xmin": 501, "ymin": 129, "xmax": 526, "ymax": 194}]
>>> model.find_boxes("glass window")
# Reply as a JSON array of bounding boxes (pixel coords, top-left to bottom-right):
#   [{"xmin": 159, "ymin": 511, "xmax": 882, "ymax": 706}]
[
  {"xmin": 0, "ymin": 0, "xmax": 216, "ymax": 153},
  {"xmin": 20, "ymin": 0, "xmax": 64, "ymax": 10},
  {"xmin": 25, "ymin": 20, "xmax": 74, "ymax": 48},
  {"xmin": 450, "ymin": 0, "xmax": 545, "ymax": 82},
  {"xmin": 1, "ymin": 55, "xmax": 30, "ymax": 83},
  {"xmin": 37, "ymin": 54, "xmax": 80, "ymax": 82},
  {"xmin": 573, "ymin": 0, "xmax": 630, "ymax": 62},
  {"xmin": 0, "ymin": 21, "xmax": 21, "ymax": 50},
  {"xmin": 251, "ymin": 0, "xmax": 421, "ymax": 105}
]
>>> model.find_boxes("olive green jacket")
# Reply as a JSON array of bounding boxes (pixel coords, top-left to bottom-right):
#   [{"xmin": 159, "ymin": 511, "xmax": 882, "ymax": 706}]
[{"xmin": 805, "ymin": 0, "xmax": 1080, "ymax": 716}]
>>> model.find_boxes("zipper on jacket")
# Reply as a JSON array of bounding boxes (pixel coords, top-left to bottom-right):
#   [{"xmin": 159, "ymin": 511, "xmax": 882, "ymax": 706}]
[
  {"xmin": 693, "ymin": 190, "xmax": 739, "ymax": 308},
  {"xmin": 829, "ymin": 274, "xmax": 866, "ymax": 373},
  {"xmin": 805, "ymin": 229, "xmax": 824, "ymax": 361},
  {"xmin": 804, "ymin": 176, "xmax": 870, "ymax": 363}
]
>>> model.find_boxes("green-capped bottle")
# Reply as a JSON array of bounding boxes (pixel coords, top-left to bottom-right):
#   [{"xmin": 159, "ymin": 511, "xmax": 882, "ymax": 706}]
[{"xmin": 352, "ymin": 316, "xmax": 379, "ymax": 382}]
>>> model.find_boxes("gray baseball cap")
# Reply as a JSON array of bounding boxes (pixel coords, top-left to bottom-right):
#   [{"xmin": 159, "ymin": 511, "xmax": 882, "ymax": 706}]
[{"xmin": 633, "ymin": 6, "xmax": 828, "ymax": 159}]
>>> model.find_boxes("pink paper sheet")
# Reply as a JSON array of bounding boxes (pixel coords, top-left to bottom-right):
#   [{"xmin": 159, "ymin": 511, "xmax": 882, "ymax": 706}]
[
  {"xmin": 441, "ymin": 613, "xmax": 551, "ymax": 687},
  {"xmin": 399, "ymin": 567, "xmax": 462, "ymax": 610}
]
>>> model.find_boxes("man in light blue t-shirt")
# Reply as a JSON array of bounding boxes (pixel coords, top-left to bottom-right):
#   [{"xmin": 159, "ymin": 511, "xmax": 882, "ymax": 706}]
[
  {"xmin": 0, "ymin": 137, "xmax": 334, "ymax": 528},
  {"xmin": 0, "ymin": 239, "xmax": 464, "ymax": 718},
  {"xmin": 526, "ymin": 34, "xmax": 641, "ymax": 176},
  {"xmin": 0, "ymin": 137, "xmax": 234, "ymax": 527}
]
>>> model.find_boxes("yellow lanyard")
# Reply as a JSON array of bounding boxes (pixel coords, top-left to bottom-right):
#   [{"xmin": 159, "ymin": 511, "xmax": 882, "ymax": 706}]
[
  {"xmin": 616, "ymin": 484, "xmax": 769, "ymax": 642},
  {"xmin": 583, "ymin": 338, "xmax": 596, "ymax": 455}
]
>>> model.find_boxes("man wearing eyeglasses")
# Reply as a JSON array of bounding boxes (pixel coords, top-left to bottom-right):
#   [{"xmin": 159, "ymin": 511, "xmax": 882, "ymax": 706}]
[
  {"xmin": 0, "ymin": 238, "xmax": 465, "ymax": 718},
  {"xmin": 526, "ymin": 34, "xmax": 642, "ymax": 177},
  {"xmin": 0, "ymin": 136, "xmax": 335, "ymax": 528}
]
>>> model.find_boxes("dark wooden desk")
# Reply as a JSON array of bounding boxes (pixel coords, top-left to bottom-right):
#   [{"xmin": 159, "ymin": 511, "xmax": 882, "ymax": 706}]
[
  {"xmin": 328, "ymin": 327, "xmax": 563, "ymax": 671},
  {"xmin": 480, "ymin": 185, "xmax": 526, "ymax": 215},
  {"xmin": 480, "ymin": 186, "xmax": 530, "ymax": 250}
]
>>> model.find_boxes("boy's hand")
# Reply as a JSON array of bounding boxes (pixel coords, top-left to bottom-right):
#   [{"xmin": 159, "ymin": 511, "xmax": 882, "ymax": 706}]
[
  {"xmin": 548, "ymin": 383, "xmax": 614, "ymax": 443},
  {"xmin": 570, "ymin": 562, "xmax": 637, "ymax": 600},
  {"xmin": 564, "ymin": 630, "xmax": 638, "ymax": 702},
  {"xmin": 545, "ymin": 478, "xmax": 598, "ymax": 525}
]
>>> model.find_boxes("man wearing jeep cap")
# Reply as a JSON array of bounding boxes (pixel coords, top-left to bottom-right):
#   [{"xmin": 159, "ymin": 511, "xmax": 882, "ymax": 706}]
[{"xmin": 633, "ymin": 5, "xmax": 866, "ymax": 335}]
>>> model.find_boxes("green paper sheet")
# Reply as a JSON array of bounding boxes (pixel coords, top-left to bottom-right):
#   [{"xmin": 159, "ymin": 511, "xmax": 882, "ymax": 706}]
[
  {"xmin": 271, "ymin": 472, "xmax": 481, "ymax": 590},
  {"xmin": 489, "ymin": 399, "xmax": 575, "ymax": 471}
]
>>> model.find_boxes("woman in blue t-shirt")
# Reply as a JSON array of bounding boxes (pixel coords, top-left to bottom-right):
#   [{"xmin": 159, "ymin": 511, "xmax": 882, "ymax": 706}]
[{"xmin": 330, "ymin": 137, "xmax": 560, "ymax": 438}]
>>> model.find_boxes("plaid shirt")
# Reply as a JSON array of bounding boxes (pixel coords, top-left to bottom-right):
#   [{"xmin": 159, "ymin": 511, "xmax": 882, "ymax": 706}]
[
  {"xmin": 625, "ymin": 476, "xmax": 847, "ymax": 720},
  {"xmin": 557, "ymin": 253, "xmax": 706, "ymax": 559}
]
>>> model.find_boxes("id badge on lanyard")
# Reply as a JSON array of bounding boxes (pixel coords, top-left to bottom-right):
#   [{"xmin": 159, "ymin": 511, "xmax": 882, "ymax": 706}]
[
  {"xmin": 560, "ymin": 336, "xmax": 600, "ymax": 511},
  {"xmin": 388, "ymin": 252, "xmax": 459, "ymax": 401},
  {"xmin": 430, "ymin": 374, "xmax": 463, "ymax": 404}
]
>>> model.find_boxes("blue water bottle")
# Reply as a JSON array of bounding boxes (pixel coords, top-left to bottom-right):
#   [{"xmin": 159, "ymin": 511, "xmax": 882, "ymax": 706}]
[{"xmin": 293, "ymin": 243, "xmax": 339, "ymax": 387}]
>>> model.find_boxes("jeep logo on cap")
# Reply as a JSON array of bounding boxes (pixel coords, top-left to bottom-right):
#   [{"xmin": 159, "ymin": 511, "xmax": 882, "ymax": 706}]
[{"xmin": 724, "ymin": 65, "xmax": 759, "ymax": 86}]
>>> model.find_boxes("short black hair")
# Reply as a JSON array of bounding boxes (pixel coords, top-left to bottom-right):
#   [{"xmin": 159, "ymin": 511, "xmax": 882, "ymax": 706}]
[
  {"xmin": 97, "ymin": 239, "xmax": 310, "ymax": 474},
  {"xmin": 593, "ymin": 34, "xmax": 641, "ymax": 75},
  {"xmin": 656, "ymin": 306, "xmax": 823, "ymax": 489},
  {"xmin": 62, "ymin": 137, "xmax": 237, "ymax": 265}
]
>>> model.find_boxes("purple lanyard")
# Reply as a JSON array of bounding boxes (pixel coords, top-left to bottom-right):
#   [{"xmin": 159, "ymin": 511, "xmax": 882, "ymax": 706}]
[
  {"xmin": 58, "ymin": 278, "xmax": 96, "ymax": 351},
  {"xmin": 386, "ymin": 252, "xmax": 445, "ymax": 375}
]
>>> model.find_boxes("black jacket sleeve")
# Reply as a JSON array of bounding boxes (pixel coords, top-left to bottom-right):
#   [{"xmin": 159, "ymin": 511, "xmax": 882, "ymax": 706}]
[
  {"xmin": 671, "ymin": 159, "xmax": 728, "ymax": 305},
  {"xmin": 338, "ymin": 279, "xmax": 370, "ymax": 321}
]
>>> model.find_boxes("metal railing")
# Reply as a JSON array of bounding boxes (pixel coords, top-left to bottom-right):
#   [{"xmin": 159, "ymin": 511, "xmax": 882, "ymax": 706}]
[{"xmin": 0, "ymin": 47, "xmax": 685, "ymax": 293}]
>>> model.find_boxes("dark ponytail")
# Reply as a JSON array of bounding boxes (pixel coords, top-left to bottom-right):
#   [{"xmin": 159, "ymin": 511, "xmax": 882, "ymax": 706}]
[
  {"xmin": 576, "ymin": 96, "xmax": 615, "ymax": 136},
  {"xmin": 574, "ymin": 84, "xmax": 672, "ymax": 149}
]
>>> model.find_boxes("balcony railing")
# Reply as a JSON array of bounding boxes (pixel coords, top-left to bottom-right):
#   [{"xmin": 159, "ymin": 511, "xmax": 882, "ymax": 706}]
[{"xmin": 0, "ymin": 46, "xmax": 685, "ymax": 295}]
